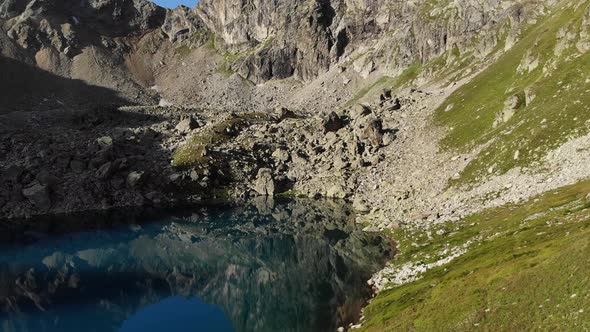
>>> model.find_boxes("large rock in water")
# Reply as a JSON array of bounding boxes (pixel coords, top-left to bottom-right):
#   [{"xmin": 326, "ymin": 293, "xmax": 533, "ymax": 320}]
[{"xmin": 254, "ymin": 168, "xmax": 275, "ymax": 196}]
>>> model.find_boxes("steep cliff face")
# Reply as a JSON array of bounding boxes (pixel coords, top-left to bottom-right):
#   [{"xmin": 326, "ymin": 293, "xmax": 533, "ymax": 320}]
[
  {"xmin": 0, "ymin": 0, "xmax": 554, "ymax": 93},
  {"xmin": 194, "ymin": 0, "xmax": 548, "ymax": 83},
  {"xmin": 195, "ymin": 0, "xmax": 339, "ymax": 82}
]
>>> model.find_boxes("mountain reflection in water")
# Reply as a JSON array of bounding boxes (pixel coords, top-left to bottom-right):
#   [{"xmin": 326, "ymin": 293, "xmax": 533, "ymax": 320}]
[{"xmin": 0, "ymin": 198, "xmax": 394, "ymax": 332}]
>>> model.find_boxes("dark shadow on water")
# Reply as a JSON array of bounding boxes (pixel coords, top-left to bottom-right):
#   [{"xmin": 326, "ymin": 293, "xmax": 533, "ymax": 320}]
[{"xmin": 0, "ymin": 199, "xmax": 395, "ymax": 332}]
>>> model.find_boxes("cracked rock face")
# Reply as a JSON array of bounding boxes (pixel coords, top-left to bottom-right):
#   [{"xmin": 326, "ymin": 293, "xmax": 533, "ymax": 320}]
[{"xmin": 192, "ymin": 0, "xmax": 540, "ymax": 83}]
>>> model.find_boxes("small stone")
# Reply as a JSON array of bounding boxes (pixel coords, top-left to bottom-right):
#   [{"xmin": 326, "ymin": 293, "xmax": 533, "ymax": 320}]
[
  {"xmin": 382, "ymin": 132, "xmax": 396, "ymax": 146},
  {"xmin": 272, "ymin": 148, "xmax": 290, "ymax": 163},
  {"xmin": 36, "ymin": 171, "xmax": 61, "ymax": 188},
  {"xmin": 384, "ymin": 98, "xmax": 402, "ymax": 112},
  {"xmin": 144, "ymin": 191, "xmax": 161, "ymax": 203},
  {"xmin": 127, "ymin": 171, "xmax": 144, "ymax": 187},
  {"xmin": 96, "ymin": 162, "xmax": 115, "ymax": 180},
  {"xmin": 190, "ymin": 170, "xmax": 200, "ymax": 181},
  {"xmin": 380, "ymin": 88, "xmax": 392, "ymax": 101},
  {"xmin": 326, "ymin": 184, "xmax": 348, "ymax": 199},
  {"xmin": 276, "ymin": 107, "xmax": 297, "ymax": 122},
  {"xmin": 333, "ymin": 157, "xmax": 349, "ymax": 170},
  {"xmin": 361, "ymin": 119, "xmax": 384, "ymax": 147},
  {"xmin": 3, "ymin": 166, "xmax": 24, "ymax": 183},
  {"xmin": 350, "ymin": 104, "xmax": 371, "ymax": 120},
  {"xmin": 97, "ymin": 136, "xmax": 113, "ymax": 149},
  {"xmin": 353, "ymin": 197, "xmax": 370, "ymax": 213}
]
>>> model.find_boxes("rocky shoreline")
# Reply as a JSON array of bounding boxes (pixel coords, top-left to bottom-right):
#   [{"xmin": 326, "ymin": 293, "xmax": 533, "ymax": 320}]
[{"xmin": 0, "ymin": 85, "xmax": 410, "ymax": 220}]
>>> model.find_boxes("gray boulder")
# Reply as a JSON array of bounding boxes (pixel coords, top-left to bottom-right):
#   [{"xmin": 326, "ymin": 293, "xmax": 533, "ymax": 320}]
[
  {"xmin": 127, "ymin": 171, "xmax": 144, "ymax": 187},
  {"xmin": 36, "ymin": 171, "xmax": 61, "ymax": 188},
  {"xmin": 22, "ymin": 182, "xmax": 51, "ymax": 210},
  {"xmin": 254, "ymin": 168, "xmax": 275, "ymax": 196},
  {"xmin": 175, "ymin": 115, "xmax": 200, "ymax": 134},
  {"xmin": 96, "ymin": 161, "xmax": 117, "ymax": 180},
  {"xmin": 70, "ymin": 159, "xmax": 87, "ymax": 173},
  {"xmin": 97, "ymin": 136, "xmax": 113, "ymax": 149}
]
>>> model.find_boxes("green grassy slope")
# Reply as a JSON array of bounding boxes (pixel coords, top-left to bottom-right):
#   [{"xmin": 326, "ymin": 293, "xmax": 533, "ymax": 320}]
[
  {"xmin": 360, "ymin": 179, "xmax": 590, "ymax": 331},
  {"xmin": 434, "ymin": 0, "xmax": 590, "ymax": 185}
]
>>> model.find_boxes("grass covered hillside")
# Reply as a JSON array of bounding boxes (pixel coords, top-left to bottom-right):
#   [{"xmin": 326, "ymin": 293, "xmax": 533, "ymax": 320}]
[
  {"xmin": 355, "ymin": 1, "xmax": 590, "ymax": 330},
  {"xmin": 360, "ymin": 179, "xmax": 590, "ymax": 331},
  {"xmin": 434, "ymin": 0, "xmax": 590, "ymax": 185}
]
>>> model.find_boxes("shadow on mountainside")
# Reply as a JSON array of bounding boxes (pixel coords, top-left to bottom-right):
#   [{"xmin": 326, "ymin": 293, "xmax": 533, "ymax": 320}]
[
  {"xmin": 0, "ymin": 88, "xmax": 193, "ymax": 219},
  {"xmin": 0, "ymin": 56, "xmax": 133, "ymax": 115},
  {"xmin": 0, "ymin": 55, "xmax": 286, "ymax": 219},
  {"xmin": 0, "ymin": 57, "xmax": 194, "ymax": 219}
]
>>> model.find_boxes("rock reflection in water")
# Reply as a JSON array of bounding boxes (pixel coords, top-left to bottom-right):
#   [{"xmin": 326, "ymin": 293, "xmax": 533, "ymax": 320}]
[{"xmin": 0, "ymin": 198, "xmax": 394, "ymax": 332}]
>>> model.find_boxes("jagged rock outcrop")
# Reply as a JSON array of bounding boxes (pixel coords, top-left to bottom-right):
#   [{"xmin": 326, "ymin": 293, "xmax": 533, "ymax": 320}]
[
  {"xmin": 193, "ymin": 0, "xmax": 546, "ymax": 83},
  {"xmin": 0, "ymin": 0, "xmax": 551, "ymax": 93},
  {"xmin": 195, "ymin": 0, "xmax": 348, "ymax": 82},
  {"xmin": 0, "ymin": 0, "xmax": 169, "ymax": 104},
  {"xmin": 161, "ymin": 5, "xmax": 204, "ymax": 42}
]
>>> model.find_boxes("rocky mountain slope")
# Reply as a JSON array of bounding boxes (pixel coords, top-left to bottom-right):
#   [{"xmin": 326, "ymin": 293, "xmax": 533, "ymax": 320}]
[{"xmin": 2, "ymin": 0, "xmax": 590, "ymax": 329}]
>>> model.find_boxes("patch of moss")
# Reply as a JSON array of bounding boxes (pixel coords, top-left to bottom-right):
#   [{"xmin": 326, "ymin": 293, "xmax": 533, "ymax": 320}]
[
  {"xmin": 174, "ymin": 44, "xmax": 192, "ymax": 57},
  {"xmin": 392, "ymin": 63, "xmax": 422, "ymax": 90},
  {"xmin": 172, "ymin": 118, "xmax": 248, "ymax": 167},
  {"xmin": 216, "ymin": 61, "xmax": 235, "ymax": 77},
  {"xmin": 216, "ymin": 37, "xmax": 275, "ymax": 76},
  {"xmin": 172, "ymin": 113, "xmax": 271, "ymax": 167}
]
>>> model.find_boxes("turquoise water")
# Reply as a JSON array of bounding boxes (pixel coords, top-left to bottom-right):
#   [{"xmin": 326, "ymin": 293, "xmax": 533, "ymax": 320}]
[{"xmin": 0, "ymin": 200, "xmax": 393, "ymax": 332}]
